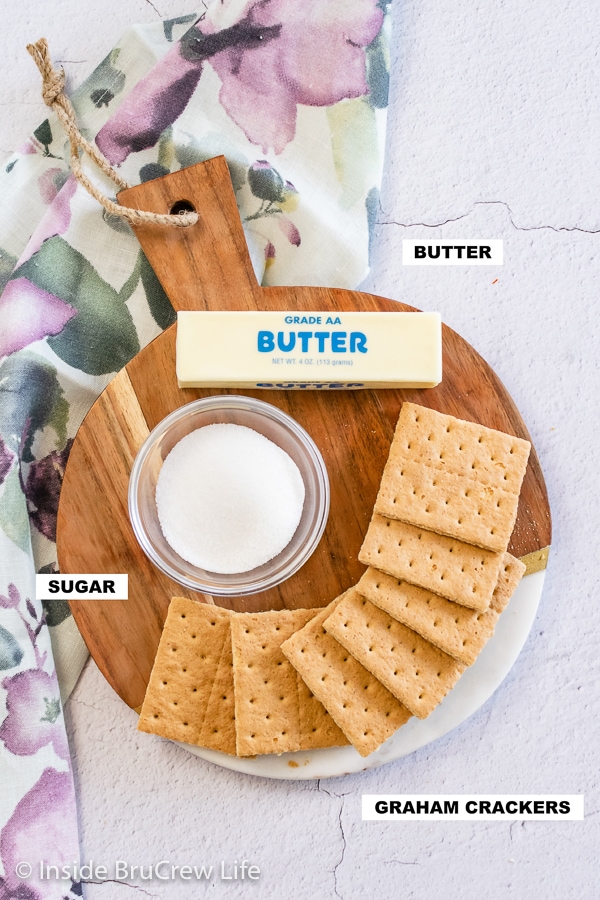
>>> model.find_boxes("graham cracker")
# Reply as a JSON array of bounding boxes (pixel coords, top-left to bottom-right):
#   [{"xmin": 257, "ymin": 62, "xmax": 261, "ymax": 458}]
[
  {"xmin": 282, "ymin": 591, "xmax": 412, "ymax": 757},
  {"xmin": 357, "ymin": 553, "xmax": 525, "ymax": 665},
  {"xmin": 323, "ymin": 592, "xmax": 465, "ymax": 719},
  {"xmin": 388, "ymin": 403, "xmax": 531, "ymax": 492},
  {"xmin": 375, "ymin": 403, "xmax": 530, "ymax": 552},
  {"xmin": 138, "ymin": 598, "xmax": 232, "ymax": 745},
  {"xmin": 198, "ymin": 621, "xmax": 237, "ymax": 755},
  {"xmin": 359, "ymin": 514, "xmax": 502, "ymax": 611},
  {"xmin": 493, "ymin": 553, "xmax": 527, "ymax": 606},
  {"xmin": 297, "ymin": 676, "xmax": 350, "ymax": 750},
  {"xmin": 375, "ymin": 458, "xmax": 519, "ymax": 553},
  {"xmin": 231, "ymin": 608, "xmax": 346, "ymax": 757}
]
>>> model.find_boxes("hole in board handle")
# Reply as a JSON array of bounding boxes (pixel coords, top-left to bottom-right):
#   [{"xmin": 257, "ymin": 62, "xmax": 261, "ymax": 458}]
[{"xmin": 170, "ymin": 199, "xmax": 196, "ymax": 216}]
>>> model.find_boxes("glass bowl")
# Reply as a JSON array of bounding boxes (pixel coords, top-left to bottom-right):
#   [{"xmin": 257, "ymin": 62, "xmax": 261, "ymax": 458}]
[{"xmin": 128, "ymin": 396, "xmax": 329, "ymax": 596}]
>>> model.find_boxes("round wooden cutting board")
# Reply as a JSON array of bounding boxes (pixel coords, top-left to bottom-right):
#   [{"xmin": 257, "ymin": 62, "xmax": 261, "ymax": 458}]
[{"xmin": 56, "ymin": 157, "xmax": 551, "ymax": 711}]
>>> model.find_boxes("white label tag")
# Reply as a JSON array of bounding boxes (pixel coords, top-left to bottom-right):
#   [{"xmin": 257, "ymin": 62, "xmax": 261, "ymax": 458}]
[
  {"xmin": 36, "ymin": 574, "xmax": 128, "ymax": 600},
  {"xmin": 402, "ymin": 240, "xmax": 503, "ymax": 265}
]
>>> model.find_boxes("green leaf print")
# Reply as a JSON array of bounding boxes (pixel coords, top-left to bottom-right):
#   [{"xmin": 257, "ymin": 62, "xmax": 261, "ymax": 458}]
[
  {"xmin": 365, "ymin": 187, "xmax": 380, "ymax": 263},
  {"xmin": 0, "ymin": 352, "xmax": 67, "ymax": 462},
  {"xmin": 174, "ymin": 133, "xmax": 248, "ymax": 193},
  {"xmin": 80, "ymin": 47, "xmax": 126, "ymax": 110},
  {"xmin": 38, "ymin": 564, "xmax": 72, "ymax": 627},
  {"xmin": 365, "ymin": 16, "xmax": 390, "ymax": 109},
  {"xmin": 0, "ymin": 247, "xmax": 17, "ymax": 293},
  {"xmin": 48, "ymin": 392, "xmax": 69, "ymax": 449},
  {"xmin": 33, "ymin": 120, "xmax": 53, "ymax": 155},
  {"xmin": 14, "ymin": 237, "xmax": 140, "ymax": 375},
  {"xmin": 248, "ymin": 164, "xmax": 285, "ymax": 203},
  {"xmin": 40, "ymin": 696, "xmax": 62, "ymax": 723},
  {"xmin": 157, "ymin": 126, "xmax": 175, "ymax": 172},
  {"xmin": 139, "ymin": 252, "xmax": 175, "ymax": 330},
  {"xmin": 0, "ymin": 467, "xmax": 30, "ymax": 552},
  {"xmin": 42, "ymin": 596, "xmax": 71, "ymax": 627},
  {"xmin": 163, "ymin": 13, "xmax": 198, "ymax": 43},
  {"xmin": 117, "ymin": 252, "xmax": 142, "ymax": 304},
  {"xmin": 0, "ymin": 624, "xmax": 23, "ymax": 670}
]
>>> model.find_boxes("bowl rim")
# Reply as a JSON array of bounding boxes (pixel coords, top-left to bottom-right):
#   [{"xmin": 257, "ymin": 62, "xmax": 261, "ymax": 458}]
[{"xmin": 128, "ymin": 395, "xmax": 330, "ymax": 596}]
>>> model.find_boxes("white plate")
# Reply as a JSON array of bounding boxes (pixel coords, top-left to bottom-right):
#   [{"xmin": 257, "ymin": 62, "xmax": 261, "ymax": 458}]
[{"xmin": 180, "ymin": 570, "xmax": 545, "ymax": 779}]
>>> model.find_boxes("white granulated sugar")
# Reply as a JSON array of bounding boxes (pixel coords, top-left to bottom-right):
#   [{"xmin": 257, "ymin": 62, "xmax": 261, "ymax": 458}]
[{"xmin": 155, "ymin": 423, "xmax": 305, "ymax": 574}]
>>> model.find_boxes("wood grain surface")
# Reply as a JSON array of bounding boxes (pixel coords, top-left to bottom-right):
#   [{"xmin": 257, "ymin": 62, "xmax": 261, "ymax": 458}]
[{"xmin": 56, "ymin": 157, "xmax": 551, "ymax": 710}]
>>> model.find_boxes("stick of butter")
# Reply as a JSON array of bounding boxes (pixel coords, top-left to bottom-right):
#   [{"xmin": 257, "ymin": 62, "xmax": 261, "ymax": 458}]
[{"xmin": 176, "ymin": 311, "xmax": 442, "ymax": 390}]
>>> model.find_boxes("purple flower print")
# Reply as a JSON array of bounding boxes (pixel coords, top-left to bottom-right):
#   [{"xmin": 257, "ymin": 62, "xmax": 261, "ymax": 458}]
[
  {"xmin": 96, "ymin": 1, "xmax": 383, "ymax": 166},
  {"xmin": 0, "ymin": 278, "xmax": 76, "ymax": 359},
  {"xmin": 95, "ymin": 15, "xmax": 281, "ymax": 165},
  {"xmin": 96, "ymin": 14, "xmax": 278, "ymax": 166},
  {"xmin": 0, "ymin": 768, "xmax": 79, "ymax": 900},
  {"xmin": 0, "ymin": 669, "xmax": 68, "ymax": 760},
  {"xmin": 0, "ymin": 436, "xmax": 13, "ymax": 487},
  {"xmin": 0, "ymin": 877, "xmax": 40, "ymax": 898},
  {"xmin": 209, "ymin": 0, "xmax": 384, "ymax": 153},
  {"xmin": 20, "ymin": 176, "xmax": 77, "ymax": 263},
  {"xmin": 17, "ymin": 137, "xmax": 38, "ymax": 156},
  {"xmin": 277, "ymin": 216, "xmax": 301, "ymax": 246},
  {"xmin": 0, "ymin": 586, "xmax": 46, "ymax": 671},
  {"xmin": 0, "ymin": 584, "xmax": 20, "ymax": 610},
  {"xmin": 37, "ymin": 169, "xmax": 70, "ymax": 206},
  {"xmin": 245, "ymin": 160, "xmax": 301, "ymax": 245},
  {"xmin": 25, "ymin": 441, "xmax": 73, "ymax": 543},
  {"xmin": 96, "ymin": 41, "xmax": 205, "ymax": 165}
]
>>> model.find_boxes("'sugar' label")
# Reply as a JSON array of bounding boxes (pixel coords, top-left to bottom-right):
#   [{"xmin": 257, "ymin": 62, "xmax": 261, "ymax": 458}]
[
  {"xmin": 36, "ymin": 574, "xmax": 128, "ymax": 600},
  {"xmin": 402, "ymin": 240, "xmax": 503, "ymax": 265}
]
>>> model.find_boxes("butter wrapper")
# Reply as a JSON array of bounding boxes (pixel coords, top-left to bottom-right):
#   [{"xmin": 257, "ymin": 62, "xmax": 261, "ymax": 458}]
[{"xmin": 176, "ymin": 311, "xmax": 442, "ymax": 390}]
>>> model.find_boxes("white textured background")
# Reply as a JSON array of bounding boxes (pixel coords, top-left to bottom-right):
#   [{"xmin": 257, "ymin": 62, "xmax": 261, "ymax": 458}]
[{"xmin": 1, "ymin": 1, "xmax": 597, "ymax": 897}]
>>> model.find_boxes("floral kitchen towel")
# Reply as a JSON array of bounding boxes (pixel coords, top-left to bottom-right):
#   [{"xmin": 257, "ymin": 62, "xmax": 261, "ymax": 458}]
[{"xmin": 0, "ymin": 2, "xmax": 391, "ymax": 894}]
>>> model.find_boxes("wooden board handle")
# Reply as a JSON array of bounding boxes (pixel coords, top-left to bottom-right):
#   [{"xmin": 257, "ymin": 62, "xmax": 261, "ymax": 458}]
[{"xmin": 117, "ymin": 156, "xmax": 260, "ymax": 312}]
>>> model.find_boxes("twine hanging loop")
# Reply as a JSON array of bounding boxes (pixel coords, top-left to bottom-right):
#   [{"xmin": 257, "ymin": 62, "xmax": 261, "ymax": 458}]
[{"xmin": 26, "ymin": 39, "xmax": 198, "ymax": 228}]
